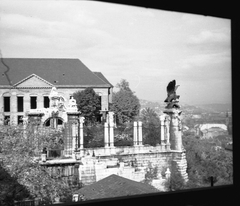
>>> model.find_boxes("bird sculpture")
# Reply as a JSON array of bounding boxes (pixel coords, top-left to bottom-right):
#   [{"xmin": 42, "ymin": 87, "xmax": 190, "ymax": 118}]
[
  {"xmin": 164, "ymin": 80, "xmax": 180, "ymax": 102},
  {"xmin": 164, "ymin": 80, "xmax": 180, "ymax": 109}
]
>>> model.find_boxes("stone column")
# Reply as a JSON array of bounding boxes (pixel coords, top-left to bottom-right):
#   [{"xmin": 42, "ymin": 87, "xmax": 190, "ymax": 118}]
[
  {"xmin": 66, "ymin": 111, "xmax": 81, "ymax": 157},
  {"xmin": 104, "ymin": 122, "xmax": 109, "ymax": 148},
  {"xmin": 109, "ymin": 122, "xmax": 114, "ymax": 148},
  {"xmin": 79, "ymin": 117, "xmax": 85, "ymax": 149},
  {"xmin": 72, "ymin": 123, "xmax": 77, "ymax": 152},
  {"xmin": 133, "ymin": 121, "xmax": 138, "ymax": 146},
  {"xmin": 170, "ymin": 111, "xmax": 182, "ymax": 151},
  {"xmin": 138, "ymin": 121, "xmax": 143, "ymax": 146},
  {"xmin": 160, "ymin": 115, "xmax": 166, "ymax": 145},
  {"xmin": 164, "ymin": 115, "xmax": 171, "ymax": 150},
  {"xmin": 108, "ymin": 112, "xmax": 115, "ymax": 148}
]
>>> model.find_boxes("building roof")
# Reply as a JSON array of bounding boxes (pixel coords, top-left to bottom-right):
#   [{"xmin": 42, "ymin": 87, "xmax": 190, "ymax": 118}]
[
  {"xmin": 0, "ymin": 58, "xmax": 112, "ymax": 88},
  {"xmin": 93, "ymin": 72, "xmax": 113, "ymax": 87},
  {"xmin": 77, "ymin": 174, "xmax": 158, "ymax": 200}
]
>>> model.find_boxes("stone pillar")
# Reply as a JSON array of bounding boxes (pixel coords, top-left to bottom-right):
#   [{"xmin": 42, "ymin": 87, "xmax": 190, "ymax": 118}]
[
  {"xmin": 160, "ymin": 115, "xmax": 166, "ymax": 145},
  {"xmin": 108, "ymin": 112, "xmax": 115, "ymax": 148},
  {"xmin": 109, "ymin": 122, "xmax": 114, "ymax": 148},
  {"xmin": 104, "ymin": 122, "xmax": 109, "ymax": 148},
  {"xmin": 79, "ymin": 117, "xmax": 85, "ymax": 149},
  {"xmin": 66, "ymin": 112, "xmax": 80, "ymax": 157},
  {"xmin": 169, "ymin": 111, "xmax": 182, "ymax": 151},
  {"xmin": 133, "ymin": 121, "xmax": 138, "ymax": 146},
  {"xmin": 53, "ymin": 117, "xmax": 58, "ymax": 129},
  {"xmin": 72, "ymin": 123, "xmax": 77, "ymax": 152},
  {"xmin": 138, "ymin": 121, "xmax": 143, "ymax": 146},
  {"xmin": 164, "ymin": 115, "xmax": 171, "ymax": 150}
]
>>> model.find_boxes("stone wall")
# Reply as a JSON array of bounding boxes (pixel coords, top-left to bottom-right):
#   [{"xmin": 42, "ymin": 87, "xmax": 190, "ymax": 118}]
[
  {"xmin": 77, "ymin": 148, "xmax": 188, "ymax": 188},
  {"xmin": 40, "ymin": 146, "xmax": 188, "ymax": 191}
]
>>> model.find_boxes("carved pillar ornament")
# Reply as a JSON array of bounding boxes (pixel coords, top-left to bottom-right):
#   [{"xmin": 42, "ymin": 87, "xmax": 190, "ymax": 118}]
[
  {"xmin": 67, "ymin": 97, "xmax": 78, "ymax": 113},
  {"xmin": 49, "ymin": 87, "xmax": 60, "ymax": 109}
]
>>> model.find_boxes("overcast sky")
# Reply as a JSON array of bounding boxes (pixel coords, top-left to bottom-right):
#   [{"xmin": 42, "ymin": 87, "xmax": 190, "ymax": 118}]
[{"xmin": 0, "ymin": 1, "xmax": 231, "ymax": 105}]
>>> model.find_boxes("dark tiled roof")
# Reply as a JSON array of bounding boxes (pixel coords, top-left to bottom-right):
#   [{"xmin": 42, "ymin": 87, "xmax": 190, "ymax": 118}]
[
  {"xmin": 93, "ymin": 72, "xmax": 113, "ymax": 87},
  {"xmin": 0, "ymin": 58, "xmax": 112, "ymax": 88},
  {"xmin": 77, "ymin": 174, "xmax": 158, "ymax": 200}
]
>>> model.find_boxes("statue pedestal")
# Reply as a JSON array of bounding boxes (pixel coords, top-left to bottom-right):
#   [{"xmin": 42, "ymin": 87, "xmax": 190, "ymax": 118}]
[{"xmin": 164, "ymin": 108, "xmax": 182, "ymax": 151}]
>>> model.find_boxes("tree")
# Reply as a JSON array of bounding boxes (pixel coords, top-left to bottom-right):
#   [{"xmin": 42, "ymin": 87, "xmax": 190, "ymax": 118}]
[
  {"xmin": 73, "ymin": 88, "xmax": 101, "ymax": 125},
  {"xmin": 111, "ymin": 79, "xmax": 140, "ymax": 124},
  {"xmin": 116, "ymin": 79, "xmax": 132, "ymax": 92},
  {"xmin": 142, "ymin": 122, "xmax": 161, "ymax": 146},
  {"xmin": 182, "ymin": 135, "xmax": 233, "ymax": 188},
  {"xmin": 0, "ymin": 125, "xmax": 73, "ymax": 205},
  {"xmin": 140, "ymin": 108, "xmax": 161, "ymax": 146},
  {"xmin": 164, "ymin": 161, "xmax": 185, "ymax": 191},
  {"xmin": 83, "ymin": 124, "xmax": 104, "ymax": 148},
  {"xmin": 140, "ymin": 107, "xmax": 160, "ymax": 126}
]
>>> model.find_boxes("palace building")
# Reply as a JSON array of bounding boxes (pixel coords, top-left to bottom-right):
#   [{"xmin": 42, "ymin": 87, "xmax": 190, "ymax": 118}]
[{"xmin": 0, "ymin": 58, "xmax": 113, "ymax": 125}]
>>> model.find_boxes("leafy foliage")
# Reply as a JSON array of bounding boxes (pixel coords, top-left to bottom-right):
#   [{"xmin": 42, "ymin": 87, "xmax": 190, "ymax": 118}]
[
  {"xmin": 143, "ymin": 162, "xmax": 159, "ymax": 184},
  {"xmin": 182, "ymin": 135, "xmax": 233, "ymax": 187},
  {"xmin": 114, "ymin": 123, "xmax": 133, "ymax": 146},
  {"xmin": 73, "ymin": 88, "xmax": 101, "ymax": 125},
  {"xmin": 164, "ymin": 161, "xmax": 185, "ymax": 191},
  {"xmin": 142, "ymin": 123, "xmax": 161, "ymax": 146},
  {"xmin": 83, "ymin": 124, "xmax": 104, "ymax": 148},
  {"xmin": 116, "ymin": 79, "xmax": 132, "ymax": 92},
  {"xmin": 0, "ymin": 125, "xmax": 73, "ymax": 205},
  {"xmin": 111, "ymin": 79, "xmax": 140, "ymax": 124},
  {"xmin": 140, "ymin": 107, "xmax": 160, "ymax": 126},
  {"xmin": 140, "ymin": 108, "xmax": 161, "ymax": 146}
]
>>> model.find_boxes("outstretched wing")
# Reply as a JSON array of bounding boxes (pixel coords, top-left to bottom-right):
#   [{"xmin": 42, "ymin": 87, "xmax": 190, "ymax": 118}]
[
  {"xmin": 166, "ymin": 80, "xmax": 176, "ymax": 94},
  {"xmin": 175, "ymin": 85, "xmax": 180, "ymax": 92}
]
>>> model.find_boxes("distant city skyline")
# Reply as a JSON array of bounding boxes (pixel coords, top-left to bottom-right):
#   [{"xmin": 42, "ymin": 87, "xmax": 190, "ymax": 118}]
[{"xmin": 0, "ymin": 1, "xmax": 231, "ymax": 105}]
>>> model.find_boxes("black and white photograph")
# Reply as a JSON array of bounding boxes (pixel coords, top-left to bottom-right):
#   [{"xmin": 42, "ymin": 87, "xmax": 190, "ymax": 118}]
[{"xmin": 0, "ymin": 1, "xmax": 233, "ymax": 205}]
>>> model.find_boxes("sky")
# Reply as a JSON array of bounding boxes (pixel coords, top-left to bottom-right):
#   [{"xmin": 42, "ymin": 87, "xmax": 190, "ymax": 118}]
[{"xmin": 0, "ymin": 0, "xmax": 231, "ymax": 105}]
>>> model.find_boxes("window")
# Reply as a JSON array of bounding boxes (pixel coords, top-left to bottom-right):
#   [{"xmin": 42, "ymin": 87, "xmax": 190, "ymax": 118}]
[
  {"xmin": 44, "ymin": 96, "xmax": 50, "ymax": 108},
  {"xmin": 17, "ymin": 96, "xmax": 24, "ymax": 112},
  {"xmin": 30, "ymin": 96, "xmax": 37, "ymax": 109},
  {"xmin": 4, "ymin": 116, "xmax": 10, "ymax": 125},
  {"xmin": 4, "ymin": 97, "xmax": 10, "ymax": 112},
  {"xmin": 18, "ymin": 115, "xmax": 23, "ymax": 125}
]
